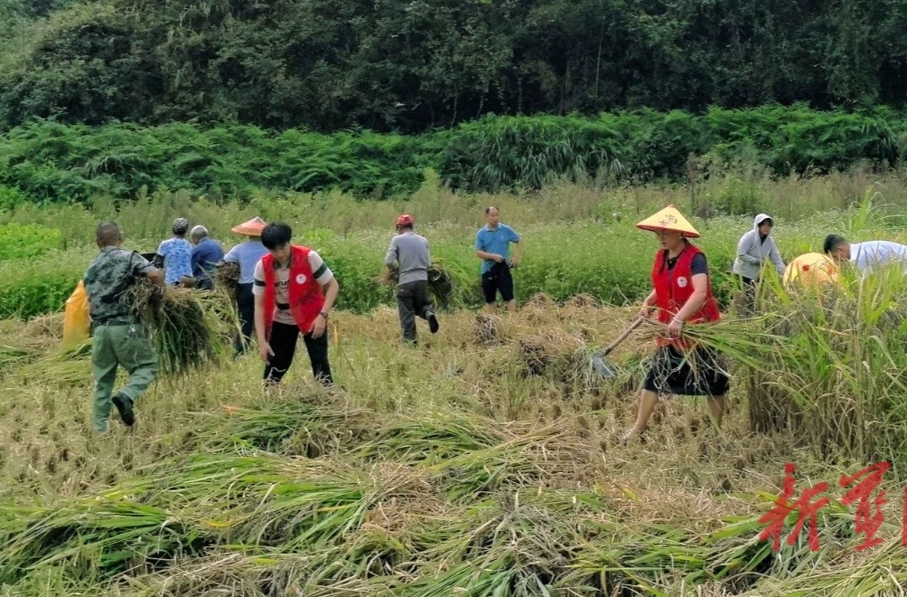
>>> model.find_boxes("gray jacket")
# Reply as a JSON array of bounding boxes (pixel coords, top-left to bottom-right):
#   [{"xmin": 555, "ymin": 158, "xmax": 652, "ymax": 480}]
[
  {"xmin": 385, "ymin": 231, "xmax": 430, "ymax": 285},
  {"xmin": 732, "ymin": 213, "xmax": 785, "ymax": 280}
]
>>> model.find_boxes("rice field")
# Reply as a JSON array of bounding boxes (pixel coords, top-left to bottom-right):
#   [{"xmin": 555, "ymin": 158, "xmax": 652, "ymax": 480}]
[
  {"xmin": 1, "ymin": 284, "xmax": 906, "ymax": 596},
  {"xmin": 4, "ymin": 176, "xmax": 907, "ymax": 595}
]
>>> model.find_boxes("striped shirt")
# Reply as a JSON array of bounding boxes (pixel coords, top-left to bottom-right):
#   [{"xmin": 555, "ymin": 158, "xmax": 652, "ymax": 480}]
[{"xmin": 252, "ymin": 249, "xmax": 333, "ymax": 325}]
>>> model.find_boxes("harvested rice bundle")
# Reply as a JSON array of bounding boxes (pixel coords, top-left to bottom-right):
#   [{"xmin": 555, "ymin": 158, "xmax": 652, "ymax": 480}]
[
  {"xmin": 127, "ymin": 281, "xmax": 233, "ymax": 376},
  {"xmin": 17, "ymin": 341, "xmax": 92, "ymax": 386},
  {"xmin": 473, "ymin": 313, "xmax": 499, "ymax": 346},
  {"xmin": 0, "ymin": 345, "xmax": 37, "ymax": 371},
  {"xmin": 215, "ymin": 261, "xmax": 240, "ymax": 300},
  {"xmin": 380, "ymin": 258, "xmax": 467, "ymax": 310},
  {"xmin": 24, "ymin": 313, "xmax": 64, "ymax": 340},
  {"xmin": 515, "ymin": 331, "xmax": 586, "ymax": 381},
  {"xmin": 566, "ymin": 293, "xmax": 600, "ymax": 308}
]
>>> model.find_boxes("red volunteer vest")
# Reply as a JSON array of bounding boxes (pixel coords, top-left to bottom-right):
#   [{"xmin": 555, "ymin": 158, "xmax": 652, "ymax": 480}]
[
  {"xmin": 262, "ymin": 245, "xmax": 325, "ymax": 337},
  {"xmin": 651, "ymin": 243, "xmax": 720, "ymax": 348}
]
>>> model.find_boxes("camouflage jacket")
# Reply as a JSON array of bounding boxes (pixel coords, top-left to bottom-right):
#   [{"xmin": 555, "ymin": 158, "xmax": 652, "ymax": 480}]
[{"xmin": 84, "ymin": 246, "xmax": 153, "ymax": 324}]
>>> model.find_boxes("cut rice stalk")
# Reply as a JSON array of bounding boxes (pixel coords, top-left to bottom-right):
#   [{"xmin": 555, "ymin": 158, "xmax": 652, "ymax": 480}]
[{"xmin": 126, "ymin": 281, "xmax": 234, "ymax": 376}]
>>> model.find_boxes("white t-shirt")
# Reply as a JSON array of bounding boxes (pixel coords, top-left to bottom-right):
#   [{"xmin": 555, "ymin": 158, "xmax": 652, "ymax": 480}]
[
  {"xmin": 851, "ymin": 241, "xmax": 907, "ymax": 275},
  {"xmin": 252, "ymin": 249, "xmax": 333, "ymax": 325}
]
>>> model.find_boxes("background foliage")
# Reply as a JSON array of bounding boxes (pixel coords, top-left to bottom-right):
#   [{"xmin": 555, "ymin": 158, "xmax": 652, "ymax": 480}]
[
  {"xmin": 0, "ymin": 107, "xmax": 904, "ymax": 203},
  {"xmin": 3, "ymin": 0, "xmax": 907, "ymax": 132}
]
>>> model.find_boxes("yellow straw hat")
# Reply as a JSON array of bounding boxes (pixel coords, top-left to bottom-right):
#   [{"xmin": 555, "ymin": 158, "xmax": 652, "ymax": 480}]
[
  {"xmin": 635, "ymin": 204, "xmax": 700, "ymax": 238},
  {"xmin": 230, "ymin": 217, "xmax": 267, "ymax": 237},
  {"xmin": 783, "ymin": 252, "xmax": 840, "ymax": 289}
]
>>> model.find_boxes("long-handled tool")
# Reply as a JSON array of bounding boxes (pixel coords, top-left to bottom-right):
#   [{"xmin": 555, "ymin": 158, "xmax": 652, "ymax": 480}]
[{"xmin": 590, "ymin": 317, "xmax": 646, "ymax": 378}]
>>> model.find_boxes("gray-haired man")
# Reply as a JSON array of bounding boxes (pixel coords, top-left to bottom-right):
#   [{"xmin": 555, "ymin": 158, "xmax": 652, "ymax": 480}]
[{"xmin": 190, "ymin": 225, "xmax": 225, "ymax": 291}]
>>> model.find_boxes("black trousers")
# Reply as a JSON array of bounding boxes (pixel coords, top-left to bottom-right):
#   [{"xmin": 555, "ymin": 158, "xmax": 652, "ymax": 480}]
[
  {"xmin": 481, "ymin": 262, "xmax": 515, "ymax": 303},
  {"xmin": 264, "ymin": 321, "xmax": 333, "ymax": 386},
  {"xmin": 235, "ymin": 283, "xmax": 255, "ymax": 355},
  {"xmin": 396, "ymin": 280, "xmax": 434, "ymax": 342},
  {"xmin": 737, "ymin": 275, "xmax": 757, "ymax": 314}
]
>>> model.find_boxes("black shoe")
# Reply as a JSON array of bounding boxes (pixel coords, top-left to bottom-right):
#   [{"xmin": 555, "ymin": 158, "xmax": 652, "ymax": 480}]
[
  {"xmin": 427, "ymin": 311, "xmax": 440, "ymax": 334},
  {"xmin": 112, "ymin": 394, "xmax": 135, "ymax": 427}
]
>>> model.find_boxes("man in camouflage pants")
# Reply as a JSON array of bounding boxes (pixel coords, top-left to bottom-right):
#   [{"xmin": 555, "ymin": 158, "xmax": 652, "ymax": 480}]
[{"xmin": 83, "ymin": 222, "xmax": 164, "ymax": 433}]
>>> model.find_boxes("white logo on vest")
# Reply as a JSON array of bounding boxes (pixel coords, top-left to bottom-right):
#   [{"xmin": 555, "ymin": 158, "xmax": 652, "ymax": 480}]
[
  {"xmin": 677, "ymin": 276, "xmax": 688, "ymax": 288},
  {"xmin": 295, "ymin": 274, "xmax": 307, "ymax": 285}
]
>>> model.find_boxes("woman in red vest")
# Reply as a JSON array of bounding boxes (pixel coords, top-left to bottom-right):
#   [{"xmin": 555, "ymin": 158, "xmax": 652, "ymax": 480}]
[
  {"xmin": 253, "ymin": 222, "xmax": 340, "ymax": 385},
  {"xmin": 621, "ymin": 205, "xmax": 728, "ymax": 442}
]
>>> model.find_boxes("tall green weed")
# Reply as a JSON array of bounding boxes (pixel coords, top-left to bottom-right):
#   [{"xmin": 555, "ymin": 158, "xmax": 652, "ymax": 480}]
[
  {"xmin": 0, "ymin": 207, "xmax": 884, "ymax": 319},
  {"xmin": 0, "ymin": 223, "xmax": 62, "ymax": 259}
]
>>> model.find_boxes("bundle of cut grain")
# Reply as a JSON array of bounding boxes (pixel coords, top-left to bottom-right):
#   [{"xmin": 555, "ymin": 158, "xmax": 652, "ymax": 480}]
[{"xmin": 127, "ymin": 281, "xmax": 233, "ymax": 376}]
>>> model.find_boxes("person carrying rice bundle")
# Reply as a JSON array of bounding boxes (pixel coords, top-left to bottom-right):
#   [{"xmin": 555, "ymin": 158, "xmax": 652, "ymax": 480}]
[
  {"xmin": 384, "ymin": 214, "xmax": 440, "ymax": 344},
  {"xmin": 83, "ymin": 222, "xmax": 163, "ymax": 433},
  {"xmin": 221, "ymin": 217, "xmax": 269, "ymax": 355},
  {"xmin": 621, "ymin": 205, "xmax": 729, "ymax": 442},
  {"xmin": 254, "ymin": 222, "xmax": 339, "ymax": 386}
]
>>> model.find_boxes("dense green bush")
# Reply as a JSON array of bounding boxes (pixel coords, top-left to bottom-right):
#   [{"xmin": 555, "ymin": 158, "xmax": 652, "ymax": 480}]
[
  {"xmin": 0, "ymin": 122, "xmax": 433, "ymax": 203},
  {"xmin": 0, "ymin": 248, "xmax": 87, "ymax": 318},
  {"xmin": 0, "ymin": 223, "xmax": 62, "ymax": 260},
  {"xmin": 0, "ymin": 108, "xmax": 903, "ymax": 203}
]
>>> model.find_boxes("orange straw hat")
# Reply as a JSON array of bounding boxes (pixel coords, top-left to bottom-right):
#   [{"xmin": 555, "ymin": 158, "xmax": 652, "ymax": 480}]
[
  {"xmin": 230, "ymin": 217, "xmax": 267, "ymax": 237},
  {"xmin": 635, "ymin": 204, "xmax": 700, "ymax": 238}
]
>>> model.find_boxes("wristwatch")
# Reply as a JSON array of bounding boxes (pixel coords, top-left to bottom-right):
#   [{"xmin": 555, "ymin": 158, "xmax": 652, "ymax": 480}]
[{"xmin": 320, "ymin": 311, "xmax": 330, "ymax": 320}]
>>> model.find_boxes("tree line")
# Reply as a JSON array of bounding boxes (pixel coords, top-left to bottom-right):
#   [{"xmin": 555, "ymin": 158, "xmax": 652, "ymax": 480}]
[{"xmin": 1, "ymin": 0, "xmax": 906, "ymax": 133}]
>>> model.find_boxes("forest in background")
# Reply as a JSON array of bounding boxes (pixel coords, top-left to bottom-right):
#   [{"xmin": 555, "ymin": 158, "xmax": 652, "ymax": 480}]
[{"xmin": 1, "ymin": 0, "xmax": 907, "ymax": 133}]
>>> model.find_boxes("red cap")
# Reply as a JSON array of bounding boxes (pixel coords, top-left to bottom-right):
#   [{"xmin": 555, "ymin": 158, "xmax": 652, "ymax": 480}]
[{"xmin": 396, "ymin": 214, "xmax": 414, "ymax": 227}]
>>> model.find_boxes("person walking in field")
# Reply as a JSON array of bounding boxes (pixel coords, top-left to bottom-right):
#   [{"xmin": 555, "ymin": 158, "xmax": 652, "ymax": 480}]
[
  {"xmin": 385, "ymin": 214, "xmax": 440, "ymax": 344},
  {"xmin": 254, "ymin": 222, "xmax": 339, "ymax": 386},
  {"xmin": 732, "ymin": 214, "xmax": 785, "ymax": 311},
  {"xmin": 824, "ymin": 234, "xmax": 907, "ymax": 276},
  {"xmin": 189, "ymin": 225, "xmax": 224, "ymax": 291},
  {"xmin": 621, "ymin": 205, "xmax": 729, "ymax": 442},
  {"xmin": 83, "ymin": 222, "xmax": 163, "ymax": 433},
  {"xmin": 475, "ymin": 206, "xmax": 523, "ymax": 313},
  {"xmin": 154, "ymin": 218, "xmax": 195, "ymax": 287},
  {"xmin": 221, "ymin": 217, "xmax": 269, "ymax": 355}
]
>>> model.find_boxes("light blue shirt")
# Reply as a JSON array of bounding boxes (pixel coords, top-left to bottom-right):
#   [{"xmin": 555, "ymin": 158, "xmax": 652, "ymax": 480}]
[
  {"xmin": 223, "ymin": 239, "xmax": 269, "ymax": 284},
  {"xmin": 157, "ymin": 237, "xmax": 194, "ymax": 285},
  {"xmin": 475, "ymin": 224, "xmax": 521, "ymax": 274},
  {"xmin": 851, "ymin": 241, "xmax": 907, "ymax": 274}
]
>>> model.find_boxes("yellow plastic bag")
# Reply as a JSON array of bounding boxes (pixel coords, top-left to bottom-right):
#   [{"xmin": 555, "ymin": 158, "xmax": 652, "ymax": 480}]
[{"xmin": 63, "ymin": 280, "xmax": 90, "ymax": 347}]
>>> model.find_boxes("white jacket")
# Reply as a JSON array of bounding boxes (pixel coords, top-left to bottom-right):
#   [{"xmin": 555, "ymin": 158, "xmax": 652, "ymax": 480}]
[{"xmin": 732, "ymin": 213, "xmax": 786, "ymax": 280}]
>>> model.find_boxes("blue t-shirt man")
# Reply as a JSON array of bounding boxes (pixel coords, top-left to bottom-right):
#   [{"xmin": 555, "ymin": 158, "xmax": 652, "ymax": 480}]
[
  {"xmin": 475, "ymin": 225, "xmax": 522, "ymax": 274},
  {"xmin": 474, "ymin": 207, "xmax": 523, "ymax": 312}
]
